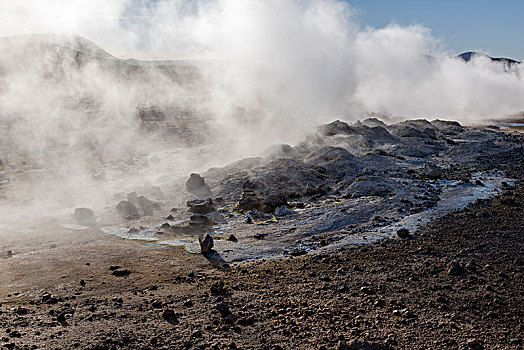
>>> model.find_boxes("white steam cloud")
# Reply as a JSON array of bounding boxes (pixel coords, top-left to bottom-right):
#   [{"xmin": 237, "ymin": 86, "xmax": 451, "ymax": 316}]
[
  {"xmin": 1, "ymin": 0, "xmax": 523, "ymax": 127},
  {"xmin": 0, "ymin": 0, "xmax": 523, "ymax": 225}
]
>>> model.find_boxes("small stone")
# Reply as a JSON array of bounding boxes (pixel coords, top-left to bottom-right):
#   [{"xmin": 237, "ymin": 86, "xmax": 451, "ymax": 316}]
[
  {"xmin": 448, "ymin": 262, "xmax": 465, "ymax": 276},
  {"xmin": 396, "ymin": 228, "xmax": 410, "ymax": 239},
  {"xmin": 56, "ymin": 312, "xmax": 66, "ymax": 322},
  {"xmin": 466, "ymin": 338, "xmax": 484, "ymax": 349},
  {"xmin": 15, "ymin": 307, "xmax": 28, "ymax": 315},
  {"xmin": 112, "ymin": 269, "xmax": 130, "ymax": 276},
  {"xmin": 79, "ymin": 280, "xmax": 86, "ymax": 286},
  {"xmin": 109, "ymin": 265, "xmax": 120, "ymax": 271},
  {"xmin": 160, "ymin": 223, "xmax": 171, "ymax": 231},
  {"xmin": 210, "ymin": 281, "xmax": 227, "ymax": 295},
  {"xmin": 274, "ymin": 205, "xmax": 294, "ymax": 217},
  {"xmin": 216, "ymin": 302, "xmax": 231, "ymax": 317},
  {"xmin": 228, "ymin": 234, "xmax": 238, "ymax": 242},
  {"xmin": 191, "ymin": 330, "xmax": 202, "ymax": 338},
  {"xmin": 162, "ymin": 309, "xmax": 176, "ymax": 322},
  {"xmin": 360, "ymin": 286, "xmax": 374, "ymax": 295},
  {"xmin": 374, "ymin": 299, "xmax": 385, "ymax": 307},
  {"xmin": 392, "ymin": 309, "xmax": 401, "ymax": 316}
]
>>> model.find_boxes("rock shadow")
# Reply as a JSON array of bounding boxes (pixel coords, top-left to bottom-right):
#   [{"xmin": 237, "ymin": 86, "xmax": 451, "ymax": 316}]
[{"xmin": 203, "ymin": 250, "xmax": 230, "ymax": 270}]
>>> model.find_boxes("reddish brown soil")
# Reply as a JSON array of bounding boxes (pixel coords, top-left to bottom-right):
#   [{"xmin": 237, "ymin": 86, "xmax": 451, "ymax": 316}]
[{"xmin": 0, "ymin": 188, "xmax": 523, "ymax": 350}]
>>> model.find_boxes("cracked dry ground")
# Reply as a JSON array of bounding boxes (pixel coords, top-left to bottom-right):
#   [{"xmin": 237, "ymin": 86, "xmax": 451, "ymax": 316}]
[{"xmin": 0, "ymin": 189, "xmax": 523, "ymax": 349}]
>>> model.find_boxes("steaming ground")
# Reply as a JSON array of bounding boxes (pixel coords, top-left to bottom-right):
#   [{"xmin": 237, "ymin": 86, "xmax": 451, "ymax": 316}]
[
  {"xmin": 0, "ymin": 119, "xmax": 522, "ymax": 349},
  {"xmin": 0, "ymin": 11, "xmax": 524, "ymax": 347},
  {"xmin": 2, "ymin": 114, "xmax": 522, "ymax": 258}
]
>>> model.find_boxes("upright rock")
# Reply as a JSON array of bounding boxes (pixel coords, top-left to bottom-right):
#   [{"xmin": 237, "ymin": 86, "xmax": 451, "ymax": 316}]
[
  {"xmin": 185, "ymin": 173, "xmax": 213, "ymax": 199},
  {"xmin": 199, "ymin": 233, "xmax": 214, "ymax": 254}
]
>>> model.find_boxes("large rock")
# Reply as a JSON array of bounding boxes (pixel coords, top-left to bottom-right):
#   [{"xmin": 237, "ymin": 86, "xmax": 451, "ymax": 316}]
[
  {"xmin": 317, "ymin": 120, "xmax": 356, "ymax": 136},
  {"xmin": 186, "ymin": 173, "xmax": 206, "ymax": 191},
  {"xmin": 263, "ymin": 193, "xmax": 288, "ymax": 213},
  {"xmin": 305, "ymin": 146, "xmax": 355, "ymax": 165},
  {"xmin": 185, "ymin": 173, "xmax": 213, "ymax": 199},
  {"xmin": 199, "ymin": 233, "xmax": 214, "ymax": 254},
  {"xmin": 73, "ymin": 208, "xmax": 96, "ymax": 226},
  {"xmin": 361, "ymin": 117, "xmax": 387, "ymax": 128},
  {"xmin": 187, "ymin": 198, "xmax": 216, "ymax": 214},
  {"xmin": 138, "ymin": 196, "xmax": 155, "ymax": 216},
  {"xmin": 116, "ymin": 201, "xmax": 140, "ymax": 220},
  {"xmin": 235, "ymin": 190, "xmax": 263, "ymax": 212},
  {"xmin": 392, "ymin": 125, "xmax": 430, "ymax": 139}
]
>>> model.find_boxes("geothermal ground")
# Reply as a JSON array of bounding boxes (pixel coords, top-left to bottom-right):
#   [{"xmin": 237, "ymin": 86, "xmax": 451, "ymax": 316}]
[{"xmin": 0, "ymin": 118, "xmax": 523, "ymax": 349}]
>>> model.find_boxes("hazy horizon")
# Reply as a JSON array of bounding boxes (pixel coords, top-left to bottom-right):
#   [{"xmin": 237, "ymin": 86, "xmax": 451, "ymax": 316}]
[{"xmin": 0, "ymin": 0, "xmax": 522, "ymax": 61}]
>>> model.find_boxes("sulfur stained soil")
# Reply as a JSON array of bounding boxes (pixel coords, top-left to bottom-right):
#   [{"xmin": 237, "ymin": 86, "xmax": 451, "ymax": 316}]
[{"xmin": 0, "ymin": 188, "xmax": 523, "ymax": 350}]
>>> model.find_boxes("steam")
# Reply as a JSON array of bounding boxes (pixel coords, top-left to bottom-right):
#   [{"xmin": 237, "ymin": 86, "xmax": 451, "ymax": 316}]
[{"xmin": 0, "ymin": 0, "xmax": 523, "ymax": 225}]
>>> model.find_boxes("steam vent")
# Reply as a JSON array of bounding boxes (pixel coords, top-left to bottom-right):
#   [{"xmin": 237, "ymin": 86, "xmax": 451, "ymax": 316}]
[{"xmin": 0, "ymin": 2, "xmax": 523, "ymax": 348}]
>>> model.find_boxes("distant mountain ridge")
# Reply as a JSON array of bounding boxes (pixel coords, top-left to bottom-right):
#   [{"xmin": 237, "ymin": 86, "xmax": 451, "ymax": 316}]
[
  {"xmin": 458, "ymin": 51, "xmax": 521, "ymax": 65},
  {"xmin": 0, "ymin": 33, "xmax": 117, "ymax": 60}
]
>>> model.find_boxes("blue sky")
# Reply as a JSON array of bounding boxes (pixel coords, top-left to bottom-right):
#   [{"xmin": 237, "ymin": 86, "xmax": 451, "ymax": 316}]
[{"xmin": 348, "ymin": 0, "xmax": 524, "ymax": 60}]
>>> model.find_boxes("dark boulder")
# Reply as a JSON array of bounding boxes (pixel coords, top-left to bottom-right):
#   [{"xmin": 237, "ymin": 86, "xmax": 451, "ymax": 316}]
[
  {"xmin": 396, "ymin": 228, "xmax": 410, "ymax": 239},
  {"xmin": 263, "ymin": 193, "xmax": 288, "ymax": 213},
  {"xmin": 187, "ymin": 198, "xmax": 216, "ymax": 214},
  {"xmin": 393, "ymin": 126, "xmax": 430, "ymax": 139},
  {"xmin": 236, "ymin": 191, "xmax": 263, "ymax": 212},
  {"xmin": 199, "ymin": 233, "xmax": 214, "ymax": 254},
  {"xmin": 423, "ymin": 127, "xmax": 437, "ymax": 139},
  {"xmin": 186, "ymin": 173, "xmax": 206, "ymax": 191},
  {"xmin": 317, "ymin": 120, "xmax": 356, "ymax": 136},
  {"xmin": 185, "ymin": 173, "xmax": 213, "ymax": 199}
]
